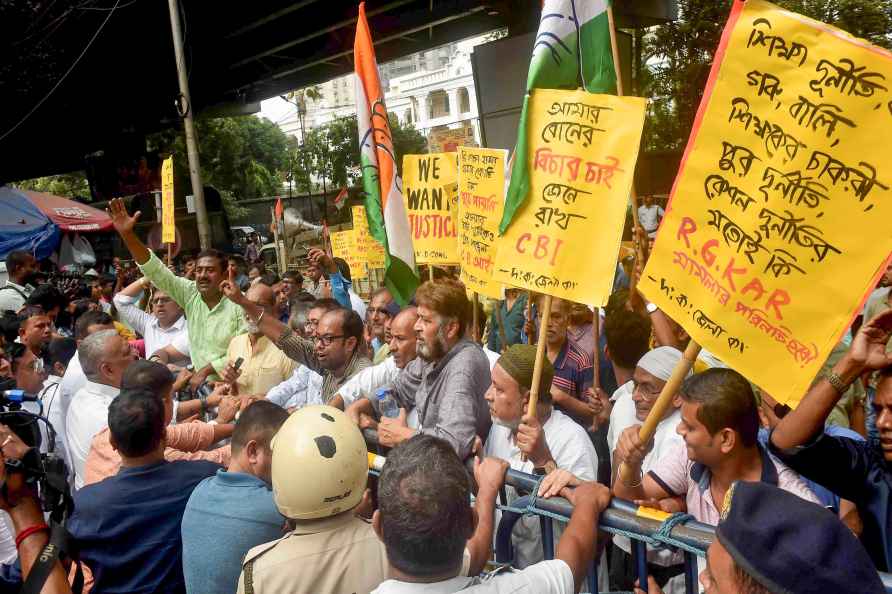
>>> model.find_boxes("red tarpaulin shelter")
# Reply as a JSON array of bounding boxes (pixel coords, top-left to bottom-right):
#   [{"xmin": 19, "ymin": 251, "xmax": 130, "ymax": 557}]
[{"xmin": 21, "ymin": 190, "xmax": 113, "ymax": 232}]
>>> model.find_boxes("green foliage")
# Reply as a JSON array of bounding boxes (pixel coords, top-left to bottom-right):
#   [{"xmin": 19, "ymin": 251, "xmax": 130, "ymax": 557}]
[
  {"xmin": 641, "ymin": 0, "xmax": 892, "ymax": 151},
  {"xmin": 14, "ymin": 172, "xmax": 90, "ymax": 199},
  {"xmin": 290, "ymin": 113, "xmax": 427, "ymax": 192},
  {"xmin": 148, "ymin": 114, "xmax": 290, "ymax": 201}
]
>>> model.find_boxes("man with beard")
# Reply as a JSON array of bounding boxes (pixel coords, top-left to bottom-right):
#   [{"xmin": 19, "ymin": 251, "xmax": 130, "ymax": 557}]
[
  {"xmin": 107, "ymin": 198, "xmax": 246, "ymax": 392},
  {"xmin": 0, "ymin": 251, "xmax": 39, "ymax": 314},
  {"xmin": 220, "ymin": 271, "xmax": 369, "ymax": 404},
  {"xmin": 220, "ymin": 283, "xmax": 296, "ymax": 396},
  {"xmin": 483, "ymin": 344, "xmax": 598, "ymax": 570},
  {"xmin": 375, "ymin": 279, "xmax": 491, "ymax": 460}
]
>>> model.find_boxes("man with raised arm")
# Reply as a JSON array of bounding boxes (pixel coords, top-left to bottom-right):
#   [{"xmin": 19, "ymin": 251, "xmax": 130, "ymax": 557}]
[{"xmin": 106, "ymin": 198, "xmax": 246, "ymax": 391}]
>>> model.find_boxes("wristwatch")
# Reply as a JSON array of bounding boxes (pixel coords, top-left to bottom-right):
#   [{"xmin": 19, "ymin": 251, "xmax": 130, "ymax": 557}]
[
  {"xmin": 645, "ymin": 302, "xmax": 658, "ymax": 314},
  {"xmin": 826, "ymin": 371, "xmax": 852, "ymax": 394},
  {"xmin": 533, "ymin": 460, "xmax": 557, "ymax": 475}
]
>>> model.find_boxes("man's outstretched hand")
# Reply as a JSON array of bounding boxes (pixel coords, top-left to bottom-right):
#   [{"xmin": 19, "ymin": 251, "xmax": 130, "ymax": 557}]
[
  {"xmin": 107, "ymin": 197, "xmax": 141, "ymax": 236},
  {"xmin": 219, "ymin": 266, "xmax": 248, "ymax": 307},
  {"xmin": 848, "ymin": 309, "xmax": 892, "ymax": 372}
]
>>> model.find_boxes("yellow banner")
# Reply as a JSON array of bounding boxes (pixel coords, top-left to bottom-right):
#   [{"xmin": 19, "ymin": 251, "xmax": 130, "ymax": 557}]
[
  {"xmin": 639, "ymin": 0, "xmax": 892, "ymax": 407},
  {"xmin": 161, "ymin": 156, "xmax": 175, "ymax": 244},
  {"xmin": 402, "ymin": 153, "xmax": 459, "ymax": 264},
  {"xmin": 457, "ymin": 147, "xmax": 507, "ymax": 299},
  {"xmin": 330, "ymin": 229, "xmax": 367, "ymax": 280},
  {"xmin": 352, "ymin": 205, "xmax": 386, "ymax": 269},
  {"xmin": 492, "ymin": 89, "xmax": 646, "ymax": 306}
]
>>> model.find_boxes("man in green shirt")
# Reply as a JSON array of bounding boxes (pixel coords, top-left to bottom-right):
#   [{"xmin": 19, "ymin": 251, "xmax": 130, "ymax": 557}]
[{"xmin": 107, "ymin": 198, "xmax": 246, "ymax": 390}]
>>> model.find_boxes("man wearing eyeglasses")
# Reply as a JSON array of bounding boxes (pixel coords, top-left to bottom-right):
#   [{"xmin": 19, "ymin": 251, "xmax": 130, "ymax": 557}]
[{"xmin": 113, "ymin": 275, "xmax": 188, "ymax": 364}]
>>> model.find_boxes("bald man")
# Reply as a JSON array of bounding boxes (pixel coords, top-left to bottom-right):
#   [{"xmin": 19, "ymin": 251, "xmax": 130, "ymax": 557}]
[
  {"xmin": 221, "ymin": 283, "xmax": 297, "ymax": 396},
  {"xmin": 341, "ymin": 307, "xmax": 419, "ymax": 423}
]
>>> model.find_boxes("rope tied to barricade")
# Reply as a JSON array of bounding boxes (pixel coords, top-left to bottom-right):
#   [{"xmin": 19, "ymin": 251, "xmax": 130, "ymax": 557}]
[{"xmin": 601, "ymin": 511, "xmax": 703, "ymax": 557}]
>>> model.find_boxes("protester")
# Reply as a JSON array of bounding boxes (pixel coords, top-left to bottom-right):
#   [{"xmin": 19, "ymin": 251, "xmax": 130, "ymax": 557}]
[
  {"xmin": 861, "ymin": 266, "xmax": 892, "ymax": 441},
  {"xmin": 372, "ymin": 433, "xmax": 611, "ymax": 594},
  {"xmin": 91, "ymin": 274, "xmax": 115, "ymax": 314},
  {"xmin": 278, "ymin": 270, "xmax": 303, "ymax": 320},
  {"xmin": 304, "ymin": 257, "xmax": 327, "ymax": 299},
  {"xmin": 229, "ymin": 255, "xmax": 251, "ymax": 292},
  {"xmin": 220, "ymin": 282, "xmax": 296, "ymax": 396},
  {"xmin": 65, "ymin": 329, "xmax": 137, "ymax": 489},
  {"xmin": 16, "ymin": 310, "xmax": 52, "ymax": 356},
  {"xmin": 0, "ymin": 251, "xmax": 38, "ymax": 314},
  {"xmin": 182, "ymin": 401, "xmax": 289, "ymax": 594},
  {"xmin": 770, "ymin": 309, "xmax": 892, "ymax": 570},
  {"xmin": 68, "ymin": 387, "xmax": 221, "ymax": 593},
  {"xmin": 487, "ymin": 288, "xmax": 527, "ymax": 354},
  {"xmin": 262, "ymin": 300, "xmax": 333, "ymax": 410},
  {"xmin": 532, "ymin": 296, "xmax": 595, "ymax": 427},
  {"xmin": 366, "ymin": 287, "xmax": 397, "ymax": 363},
  {"xmin": 636, "ymin": 481, "xmax": 884, "ymax": 594},
  {"xmin": 107, "ymin": 198, "xmax": 247, "ymax": 391},
  {"xmin": 113, "ymin": 276, "xmax": 188, "ymax": 358},
  {"xmin": 606, "ymin": 347, "xmax": 687, "ymax": 593},
  {"xmin": 237, "ymin": 405, "xmax": 386, "ymax": 593},
  {"xmin": 638, "ymin": 194, "xmax": 664, "ymax": 239},
  {"xmin": 614, "ymin": 368, "xmax": 820, "ymax": 529},
  {"xmin": 377, "ymin": 279, "xmax": 491, "ymax": 460},
  {"xmin": 37, "ymin": 337, "xmax": 75, "ymax": 453},
  {"xmin": 84, "ymin": 360, "xmax": 234, "ymax": 485},
  {"xmin": 483, "ymin": 344, "xmax": 598, "ymax": 569},
  {"xmin": 341, "ymin": 307, "xmax": 419, "ymax": 420},
  {"xmin": 222, "ymin": 273, "xmax": 370, "ymax": 404},
  {"xmin": 24, "ymin": 283, "xmax": 68, "ymax": 331}
]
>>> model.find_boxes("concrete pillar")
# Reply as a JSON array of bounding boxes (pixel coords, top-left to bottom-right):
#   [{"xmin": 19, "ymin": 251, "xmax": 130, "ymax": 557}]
[{"xmin": 447, "ymin": 88, "xmax": 460, "ymax": 120}]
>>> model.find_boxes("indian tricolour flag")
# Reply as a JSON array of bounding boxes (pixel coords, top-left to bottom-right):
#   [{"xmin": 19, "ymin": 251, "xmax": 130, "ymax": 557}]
[
  {"xmin": 354, "ymin": 1, "xmax": 419, "ymax": 304},
  {"xmin": 499, "ymin": 0, "xmax": 616, "ymax": 233}
]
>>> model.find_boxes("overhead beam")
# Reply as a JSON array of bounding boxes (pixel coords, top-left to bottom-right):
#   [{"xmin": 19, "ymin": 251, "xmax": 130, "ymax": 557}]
[
  {"xmin": 225, "ymin": 0, "xmax": 323, "ymax": 40},
  {"xmin": 228, "ymin": 0, "xmax": 416, "ymax": 69}
]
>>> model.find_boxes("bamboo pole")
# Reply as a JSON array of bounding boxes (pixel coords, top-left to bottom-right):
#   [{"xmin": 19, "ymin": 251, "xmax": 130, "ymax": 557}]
[
  {"xmin": 526, "ymin": 294, "xmax": 553, "ymax": 418},
  {"xmin": 592, "ymin": 306, "xmax": 601, "ymax": 390},
  {"xmin": 166, "ymin": 243, "xmax": 173, "ymax": 267},
  {"xmin": 271, "ymin": 206, "xmax": 284, "ymax": 275},
  {"xmin": 607, "ymin": 6, "xmax": 647, "ymax": 292},
  {"xmin": 429, "ymin": 266, "xmax": 434, "ymax": 282},
  {"xmin": 618, "ymin": 341, "xmax": 702, "ymax": 483},
  {"xmin": 472, "ymin": 292, "xmax": 480, "ymax": 344}
]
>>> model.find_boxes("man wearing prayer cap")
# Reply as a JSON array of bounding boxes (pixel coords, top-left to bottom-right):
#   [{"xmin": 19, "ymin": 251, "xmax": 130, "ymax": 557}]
[
  {"xmin": 483, "ymin": 344, "xmax": 598, "ymax": 570},
  {"xmin": 606, "ymin": 347, "xmax": 689, "ymax": 593},
  {"xmin": 637, "ymin": 481, "xmax": 884, "ymax": 594}
]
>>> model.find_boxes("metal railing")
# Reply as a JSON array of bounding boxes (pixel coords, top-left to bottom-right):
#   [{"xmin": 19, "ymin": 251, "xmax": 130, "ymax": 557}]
[{"xmin": 362, "ymin": 433, "xmax": 892, "ymax": 593}]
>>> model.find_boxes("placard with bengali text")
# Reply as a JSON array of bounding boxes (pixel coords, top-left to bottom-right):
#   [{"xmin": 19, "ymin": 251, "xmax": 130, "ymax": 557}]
[
  {"xmin": 161, "ymin": 156, "xmax": 175, "ymax": 243},
  {"xmin": 639, "ymin": 0, "xmax": 892, "ymax": 406},
  {"xmin": 457, "ymin": 147, "xmax": 508, "ymax": 299},
  {"xmin": 492, "ymin": 88, "xmax": 646, "ymax": 306}
]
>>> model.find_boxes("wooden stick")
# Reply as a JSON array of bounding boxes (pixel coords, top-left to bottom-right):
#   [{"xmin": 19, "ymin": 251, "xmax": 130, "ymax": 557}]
[
  {"xmin": 270, "ymin": 206, "xmax": 284, "ymax": 275},
  {"xmin": 166, "ymin": 243, "xmax": 173, "ymax": 267},
  {"xmin": 592, "ymin": 306, "xmax": 601, "ymax": 390},
  {"xmin": 472, "ymin": 292, "xmax": 480, "ymax": 344},
  {"xmin": 607, "ymin": 5, "xmax": 647, "ymax": 288},
  {"xmin": 429, "ymin": 266, "xmax": 434, "ymax": 282},
  {"xmin": 526, "ymin": 294, "xmax": 553, "ymax": 418},
  {"xmin": 618, "ymin": 340, "xmax": 702, "ymax": 483}
]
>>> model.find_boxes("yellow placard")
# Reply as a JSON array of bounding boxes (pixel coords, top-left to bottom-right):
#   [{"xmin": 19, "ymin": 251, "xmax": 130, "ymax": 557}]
[
  {"xmin": 639, "ymin": 0, "xmax": 892, "ymax": 407},
  {"xmin": 492, "ymin": 89, "xmax": 646, "ymax": 306},
  {"xmin": 402, "ymin": 153, "xmax": 459, "ymax": 264},
  {"xmin": 330, "ymin": 229, "xmax": 367, "ymax": 280},
  {"xmin": 457, "ymin": 146, "xmax": 507, "ymax": 299},
  {"xmin": 161, "ymin": 156, "xmax": 175, "ymax": 244},
  {"xmin": 352, "ymin": 205, "xmax": 386, "ymax": 269}
]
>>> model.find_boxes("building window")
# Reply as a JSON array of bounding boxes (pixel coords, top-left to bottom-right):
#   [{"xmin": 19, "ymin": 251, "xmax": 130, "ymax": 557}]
[{"xmin": 459, "ymin": 88, "xmax": 471, "ymax": 114}]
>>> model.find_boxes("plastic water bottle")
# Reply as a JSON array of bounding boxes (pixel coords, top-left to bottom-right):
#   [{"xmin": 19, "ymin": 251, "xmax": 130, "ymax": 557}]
[{"xmin": 376, "ymin": 388, "xmax": 400, "ymax": 419}]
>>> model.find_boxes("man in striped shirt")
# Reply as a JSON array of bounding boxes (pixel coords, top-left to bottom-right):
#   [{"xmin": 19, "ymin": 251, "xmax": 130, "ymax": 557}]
[{"xmin": 540, "ymin": 297, "xmax": 595, "ymax": 428}]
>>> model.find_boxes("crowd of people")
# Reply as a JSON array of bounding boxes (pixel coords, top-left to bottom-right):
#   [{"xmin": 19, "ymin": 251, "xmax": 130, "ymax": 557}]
[{"xmin": 0, "ymin": 196, "xmax": 889, "ymax": 594}]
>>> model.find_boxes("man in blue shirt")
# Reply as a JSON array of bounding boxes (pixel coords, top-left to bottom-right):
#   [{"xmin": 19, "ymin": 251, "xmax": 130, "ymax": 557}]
[
  {"xmin": 68, "ymin": 387, "xmax": 220, "ymax": 594},
  {"xmin": 181, "ymin": 401, "xmax": 289, "ymax": 594},
  {"xmin": 771, "ymin": 309, "xmax": 892, "ymax": 570}
]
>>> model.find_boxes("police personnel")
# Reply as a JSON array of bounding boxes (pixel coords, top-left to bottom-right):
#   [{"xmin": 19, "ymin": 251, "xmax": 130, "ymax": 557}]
[{"xmin": 237, "ymin": 405, "xmax": 387, "ymax": 594}]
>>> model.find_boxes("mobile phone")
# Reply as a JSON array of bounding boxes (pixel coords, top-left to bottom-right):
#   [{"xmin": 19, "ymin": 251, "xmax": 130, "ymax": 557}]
[{"xmin": 233, "ymin": 357, "xmax": 244, "ymax": 370}]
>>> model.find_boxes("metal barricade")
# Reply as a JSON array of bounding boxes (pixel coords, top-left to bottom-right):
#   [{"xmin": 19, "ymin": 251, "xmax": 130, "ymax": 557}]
[{"xmin": 362, "ymin": 433, "xmax": 892, "ymax": 593}]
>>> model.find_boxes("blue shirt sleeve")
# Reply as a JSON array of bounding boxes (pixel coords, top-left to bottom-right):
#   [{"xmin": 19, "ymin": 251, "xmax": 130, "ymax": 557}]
[{"xmin": 328, "ymin": 271, "xmax": 352, "ymax": 310}]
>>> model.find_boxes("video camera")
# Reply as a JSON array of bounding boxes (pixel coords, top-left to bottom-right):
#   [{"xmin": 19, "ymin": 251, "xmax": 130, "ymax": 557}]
[{"xmin": 0, "ymin": 381, "xmax": 72, "ymax": 522}]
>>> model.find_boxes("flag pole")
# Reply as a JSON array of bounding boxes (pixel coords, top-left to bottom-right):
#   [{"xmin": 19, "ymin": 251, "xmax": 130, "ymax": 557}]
[
  {"xmin": 618, "ymin": 340, "xmax": 702, "ymax": 483},
  {"xmin": 607, "ymin": 6, "xmax": 648, "ymax": 292}
]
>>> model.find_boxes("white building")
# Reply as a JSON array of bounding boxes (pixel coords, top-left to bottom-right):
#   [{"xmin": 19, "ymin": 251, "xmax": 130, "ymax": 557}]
[{"xmin": 272, "ymin": 35, "xmax": 490, "ymax": 148}]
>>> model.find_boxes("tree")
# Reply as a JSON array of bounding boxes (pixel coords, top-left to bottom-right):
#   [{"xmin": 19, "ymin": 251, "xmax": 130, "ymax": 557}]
[
  {"xmin": 148, "ymin": 114, "xmax": 290, "ymax": 201},
  {"xmin": 291, "ymin": 113, "xmax": 427, "ymax": 192},
  {"xmin": 14, "ymin": 172, "xmax": 90, "ymax": 199},
  {"xmin": 641, "ymin": 0, "xmax": 892, "ymax": 151}
]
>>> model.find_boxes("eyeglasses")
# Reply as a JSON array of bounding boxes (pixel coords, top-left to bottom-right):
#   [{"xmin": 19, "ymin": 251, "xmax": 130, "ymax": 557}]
[
  {"xmin": 632, "ymin": 380, "xmax": 663, "ymax": 402},
  {"xmin": 313, "ymin": 334, "xmax": 345, "ymax": 347},
  {"xmin": 152, "ymin": 297, "xmax": 172, "ymax": 305}
]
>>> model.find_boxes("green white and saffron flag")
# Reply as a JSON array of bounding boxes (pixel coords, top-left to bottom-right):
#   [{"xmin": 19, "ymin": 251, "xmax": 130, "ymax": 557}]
[
  {"xmin": 499, "ymin": 0, "xmax": 617, "ymax": 233},
  {"xmin": 354, "ymin": 2, "xmax": 419, "ymax": 304}
]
